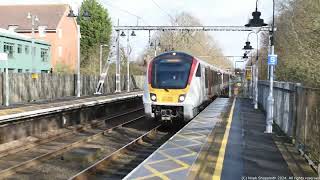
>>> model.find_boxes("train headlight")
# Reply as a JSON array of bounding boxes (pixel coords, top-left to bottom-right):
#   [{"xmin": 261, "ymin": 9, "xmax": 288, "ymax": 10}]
[
  {"xmin": 178, "ymin": 95, "xmax": 186, "ymax": 102},
  {"xmin": 150, "ymin": 93, "xmax": 157, "ymax": 102}
]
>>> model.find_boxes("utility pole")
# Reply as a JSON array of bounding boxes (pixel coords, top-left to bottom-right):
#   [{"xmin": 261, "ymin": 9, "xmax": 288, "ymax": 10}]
[
  {"xmin": 99, "ymin": 45, "xmax": 103, "ymax": 75},
  {"xmin": 126, "ymin": 29, "xmax": 130, "ymax": 92},
  {"xmin": 115, "ymin": 19, "xmax": 121, "ymax": 93},
  {"xmin": 27, "ymin": 12, "xmax": 39, "ymax": 79},
  {"xmin": 76, "ymin": 25, "xmax": 81, "ymax": 97}
]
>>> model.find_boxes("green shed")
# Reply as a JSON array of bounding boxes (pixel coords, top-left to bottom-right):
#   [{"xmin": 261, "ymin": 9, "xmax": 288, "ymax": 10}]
[{"xmin": 0, "ymin": 28, "xmax": 51, "ymax": 73}]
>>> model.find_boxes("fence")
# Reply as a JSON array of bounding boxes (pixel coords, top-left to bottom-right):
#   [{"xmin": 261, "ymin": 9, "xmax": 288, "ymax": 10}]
[
  {"xmin": 258, "ymin": 81, "xmax": 320, "ymax": 169},
  {"xmin": 0, "ymin": 73, "xmax": 145, "ymax": 105}
]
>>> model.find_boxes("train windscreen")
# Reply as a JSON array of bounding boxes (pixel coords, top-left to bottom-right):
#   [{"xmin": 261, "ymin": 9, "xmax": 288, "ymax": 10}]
[{"xmin": 151, "ymin": 59, "xmax": 192, "ymax": 89}]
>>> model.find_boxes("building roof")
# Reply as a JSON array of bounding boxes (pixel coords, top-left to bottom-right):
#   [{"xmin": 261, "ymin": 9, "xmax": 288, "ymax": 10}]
[
  {"xmin": 0, "ymin": 28, "xmax": 50, "ymax": 45},
  {"xmin": 0, "ymin": 4, "xmax": 69, "ymax": 31}
]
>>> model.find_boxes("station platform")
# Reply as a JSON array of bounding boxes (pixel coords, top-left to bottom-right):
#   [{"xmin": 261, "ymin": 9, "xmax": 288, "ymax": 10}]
[
  {"xmin": 125, "ymin": 98, "xmax": 317, "ymax": 180},
  {"xmin": 124, "ymin": 98, "xmax": 230, "ymax": 179},
  {"xmin": 0, "ymin": 91, "xmax": 142, "ymax": 123}
]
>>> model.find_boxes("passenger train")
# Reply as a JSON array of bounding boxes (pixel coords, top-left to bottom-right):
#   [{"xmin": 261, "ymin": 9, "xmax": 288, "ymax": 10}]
[{"xmin": 143, "ymin": 51, "xmax": 230, "ymax": 123}]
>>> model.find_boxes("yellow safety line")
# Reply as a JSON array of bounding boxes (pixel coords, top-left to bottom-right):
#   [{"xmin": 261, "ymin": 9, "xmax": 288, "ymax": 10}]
[
  {"xmin": 212, "ymin": 98, "xmax": 236, "ymax": 180},
  {"xmin": 158, "ymin": 150, "xmax": 191, "ymax": 168},
  {"xmin": 136, "ymin": 150, "xmax": 195, "ymax": 180},
  {"xmin": 135, "ymin": 164, "xmax": 169, "ymax": 180},
  {"xmin": 147, "ymin": 151, "xmax": 197, "ymax": 165}
]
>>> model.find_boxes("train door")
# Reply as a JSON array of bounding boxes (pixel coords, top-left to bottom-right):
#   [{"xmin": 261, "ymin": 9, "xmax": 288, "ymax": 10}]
[
  {"xmin": 201, "ymin": 65, "xmax": 206, "ymax": 101},
  {"xmin": 208, "ymin": 69, "xmax": 213, "ymax": 97},
  {"xmin": 195, "ymin": 64, "xmax": 203, "ymax": 105}
]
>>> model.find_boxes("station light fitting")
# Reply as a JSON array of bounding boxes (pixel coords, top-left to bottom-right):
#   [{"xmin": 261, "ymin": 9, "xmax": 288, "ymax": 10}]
[
  {"xmin": 150, "ymin": 41, "xmax": 161, "ymax": 47},
  {"xmin": 82, "ymin": 11, "xmax": 91, "ymax": 19},
  {"xmin": 67, "ymin": 9, "xmax": 77, "ymax": 17},
  {"xmin": 27, "ymin": 12, "xmax": 39, "ymax": 22},
  {"xmin": 67, "ymin": 9, "xmax": 90, "ymax": 20},
  {"xmin": 131, "ymin": 31, "xmax": 136, "ymax": 36},
  {"xmin": 242, "ymin": 53, "xmax": 249, "ymax": 59},
  {"xmin": 120, "ymin": 31, "xmax": 126, "ymax": 36},
  {"xmin": 245, "ymin": 8, "xmax": 267, "ymax": 27},
  {"xmin": 243, "ymin": 41, "xmax": 253, "ymax": 51},
  {"xmin": 27, "ymin": 12, "xmax": 32, "ymax": 19}
]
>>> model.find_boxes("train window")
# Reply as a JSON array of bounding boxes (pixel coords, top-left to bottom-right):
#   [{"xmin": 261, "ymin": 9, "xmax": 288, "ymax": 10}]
[
  {"xmin": 152, "ymin": 59, "xmax": 192, "ymax": 89},
  {"xmin": 196, "ymin": 64, "xmax": 201, "ymax": 77}
]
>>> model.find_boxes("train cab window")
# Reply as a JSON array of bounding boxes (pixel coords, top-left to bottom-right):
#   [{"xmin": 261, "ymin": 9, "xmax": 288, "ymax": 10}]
[
  {"xmin": 196, "ymin": 64, "xmax": 201, "ymax": 77},
  {"xmin": 152, "ymin": 58, "xmax": 192, "ymax": 89}
]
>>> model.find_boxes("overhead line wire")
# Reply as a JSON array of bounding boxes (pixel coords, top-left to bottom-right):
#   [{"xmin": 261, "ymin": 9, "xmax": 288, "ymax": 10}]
[
  {"xmin": 150, "ymin": 0, "xmax": 175, "ymax": 22},
  {"xmin": 101, "ymin": 0, "xmax": 149, "ymax": 25}
]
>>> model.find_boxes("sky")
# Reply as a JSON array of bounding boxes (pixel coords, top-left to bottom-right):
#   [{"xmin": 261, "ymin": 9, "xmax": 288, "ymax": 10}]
[{"xmin": 0, "ymin": 0, "xmax": 274, "ymax": 68}]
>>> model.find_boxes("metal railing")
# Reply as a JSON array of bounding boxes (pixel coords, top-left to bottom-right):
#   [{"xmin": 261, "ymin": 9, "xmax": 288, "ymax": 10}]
[{"xmin": 258, "ymin": 81, "xmax": 320, "ymax": 173}]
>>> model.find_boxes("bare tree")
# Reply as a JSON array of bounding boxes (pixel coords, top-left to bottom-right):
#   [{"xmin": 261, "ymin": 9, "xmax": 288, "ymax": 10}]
[{"xmin": 141, "ymin": 12, "xmax": 232, "ymax": 69}]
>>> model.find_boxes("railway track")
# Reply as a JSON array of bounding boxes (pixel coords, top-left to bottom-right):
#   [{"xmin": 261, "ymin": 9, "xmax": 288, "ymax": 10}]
[
  {"xmin": 70, "ymin": 125, "xmax": 176, "ymax": 180},
  {"xmin": 0, "ymin": 106, "xmax": 146, "ymax": 179}
]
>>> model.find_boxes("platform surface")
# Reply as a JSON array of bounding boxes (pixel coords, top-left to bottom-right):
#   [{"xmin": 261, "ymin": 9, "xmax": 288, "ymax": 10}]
[
  {"xmin": 124, "ymin": 98, "xmax": 317, "ymax": 180},
  {"xmin": 124, "ymin": 98, "xmax": 230, "ymax": 180},
  {"xmin": 0, "ymin": 91, "xmax": 142, "ymax": 122},
  {"xmin": 220, "ymin": 98, "xmax": 293, "ymax": 179}
]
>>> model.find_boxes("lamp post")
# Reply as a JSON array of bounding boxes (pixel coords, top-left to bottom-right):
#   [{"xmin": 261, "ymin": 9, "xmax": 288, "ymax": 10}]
[
  {"xmin": 246, "ymin": 0, "xmax": 275, "ymax": 133},
  {"xmin": 120, "ymin": 30, "xmax": 136, "ymax": 92},
  {"xmin": 99, "ymin": 44, "xmax": 108, "ymax": 75},
  {"xmin": 67, "ymin": 9, "xmax": 90, "ymax": 97},
  {"xmin": 27, "ymin": 12, "xmax": 39, "ymax": 78},
  {"xmin": 150, "ymin": 40, "xmax": 161, "ymax": 57},
  {"xmin": 226, "ymin": 68, "xmax": 232, "ymax": 97},
  {"xmin": 243, "ymin": 31, "xmax": 260, "ymax": 109},
  {"xmin": 244, "ymin": 0, "xmax": 266, "ymax": 109},
  {"xmin": 266, "ymin": 0, "xmax": 276, "ymax": 133}
]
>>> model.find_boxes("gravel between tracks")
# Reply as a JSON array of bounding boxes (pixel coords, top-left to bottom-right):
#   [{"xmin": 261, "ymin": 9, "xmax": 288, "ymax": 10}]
[{"xmin": 5, "ymin": 117, "xmax": 158, "ymax": 180}]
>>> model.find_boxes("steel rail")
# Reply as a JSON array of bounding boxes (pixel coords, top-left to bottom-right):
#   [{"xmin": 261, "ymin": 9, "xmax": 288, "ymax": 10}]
[
  {"xmin": 69, "ymin": 124, "xmax": 161, "ymax": 180},
  {"xmin": 0, "ymin": 107, "xmax": 144, "ymax": 159},
  {"xmin": 0, "ymin": 110, "xmax": 145, "ymax": 178}
]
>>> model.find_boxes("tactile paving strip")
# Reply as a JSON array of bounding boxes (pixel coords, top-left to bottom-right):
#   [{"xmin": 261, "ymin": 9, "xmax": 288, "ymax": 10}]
[{"xmin": 125, "ymin": 98, "xmax": 229, "ymax": 180}]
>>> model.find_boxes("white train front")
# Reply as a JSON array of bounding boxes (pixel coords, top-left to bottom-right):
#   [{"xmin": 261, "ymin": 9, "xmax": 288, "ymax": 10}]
[{"xmin": 143, "ymin": 51, "xmax": 230, "ymax": 123}]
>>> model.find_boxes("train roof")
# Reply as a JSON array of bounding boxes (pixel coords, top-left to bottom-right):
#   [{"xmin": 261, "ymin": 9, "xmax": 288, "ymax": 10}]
[{"xmin": 156, "ymin": 51, "xmax": 232, "ymax": 75}]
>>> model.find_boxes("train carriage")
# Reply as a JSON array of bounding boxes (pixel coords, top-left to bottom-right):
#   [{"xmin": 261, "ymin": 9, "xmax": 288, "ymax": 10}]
[{"xmin": 143, "ymin": 51, "xmax": 230, "ymax": 123}]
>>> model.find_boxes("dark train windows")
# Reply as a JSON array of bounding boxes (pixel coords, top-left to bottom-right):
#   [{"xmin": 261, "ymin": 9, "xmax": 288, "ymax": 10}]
[
  {"xmin": 205, "ymin": 68, "xmax": 209, "ymax": 88},
  {"xmin": 196, "ymin": 64, "xmax": 201, "ymax": 77},
  {"xmin": 152, "ymin": 59, "xmax": 192, "ymax": 89}
]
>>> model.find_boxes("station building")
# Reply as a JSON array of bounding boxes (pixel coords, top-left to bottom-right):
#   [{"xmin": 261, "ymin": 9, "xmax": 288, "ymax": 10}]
[
  {"xmin": 0, "ymin": 28, "xmax": 51, "ymax": 73},
  {"xmin": 0, "ymin": 4, "xmax": 78, "ymax": 72}
]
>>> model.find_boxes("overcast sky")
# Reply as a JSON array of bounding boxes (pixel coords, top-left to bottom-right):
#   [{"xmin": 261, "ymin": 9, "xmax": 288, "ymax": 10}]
[{"xmin": 0, "ymin": 0, "xmax": 274, "ymax": 67}]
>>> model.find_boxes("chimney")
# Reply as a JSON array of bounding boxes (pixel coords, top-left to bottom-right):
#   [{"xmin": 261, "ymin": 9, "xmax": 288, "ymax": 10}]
[{"xmin": 8, "ymin": 25, "xmax": 19, "ymax": 32}]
